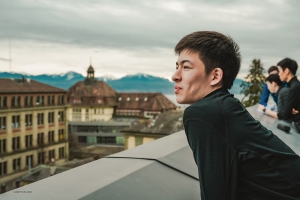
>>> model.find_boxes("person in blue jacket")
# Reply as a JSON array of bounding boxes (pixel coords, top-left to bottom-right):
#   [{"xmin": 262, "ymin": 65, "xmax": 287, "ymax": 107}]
[{"xmin": 259, "ymin": 66, "xmax": 279, "ymax": 107}]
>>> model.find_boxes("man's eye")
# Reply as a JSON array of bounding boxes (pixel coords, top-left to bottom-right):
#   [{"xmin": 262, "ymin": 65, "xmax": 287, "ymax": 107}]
[{"xmin": 183, "ymin": 66, "xmax": 189, "ymax": 69}]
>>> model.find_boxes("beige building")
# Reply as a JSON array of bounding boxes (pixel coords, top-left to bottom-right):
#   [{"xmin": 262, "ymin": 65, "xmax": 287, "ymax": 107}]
[
  {"xmin": 67, "ymin": 65, "xmax": 117, "ymax": 122},
  {"xmin": 0, "ymin": 77, "xmax": 68, "ymax": 193}
]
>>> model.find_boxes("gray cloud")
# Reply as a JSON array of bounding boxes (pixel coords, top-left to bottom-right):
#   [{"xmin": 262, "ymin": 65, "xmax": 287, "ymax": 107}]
[
  {"xmin": 1, "ymin": 0, "xmax": 300, "ymax": 76},
  {"xmin": 0, "ymin": 57, "xmax": 10, "ymax": 62}
]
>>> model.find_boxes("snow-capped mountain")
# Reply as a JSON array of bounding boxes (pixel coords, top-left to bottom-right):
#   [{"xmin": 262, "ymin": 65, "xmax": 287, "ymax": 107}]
[{"xmin": 0, "ymin": 71, "xmax": 244, "ymax": 94}]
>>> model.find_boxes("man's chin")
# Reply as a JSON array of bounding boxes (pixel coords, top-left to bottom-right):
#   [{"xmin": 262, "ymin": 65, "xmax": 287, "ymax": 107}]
[{"xmin": 176, "ymin": 97, "xmax": 188, "ymax": 104}]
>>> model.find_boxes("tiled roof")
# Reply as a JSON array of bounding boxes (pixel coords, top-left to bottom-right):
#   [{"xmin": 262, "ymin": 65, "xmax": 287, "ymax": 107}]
[
  {"xmin": 0, "ymin": 78, "xmax": 67, "ymax": 93},
  {"xmin": 122, "ymin": 110, "xmax": 184, "ymax": 134},
  {"xmin": 116, "ymin": 92, "xmax": 177, "ymax": 111},
  {"xmin": 67, "ymin": 80, "xmax": 117, "ymax": 106}
]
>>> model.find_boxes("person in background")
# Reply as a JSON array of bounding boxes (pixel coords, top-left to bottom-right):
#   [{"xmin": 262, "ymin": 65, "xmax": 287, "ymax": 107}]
[
  {"xmin": 259, "ymin": 74, "xmax": 289, "ymax": 119},
  {"xmin": 259, "ymin": 66, "xmax": 279, "ymax": 107},
  {"xmin": 277, "ymin": 58, "xmax": 300, "ymax": 132}
]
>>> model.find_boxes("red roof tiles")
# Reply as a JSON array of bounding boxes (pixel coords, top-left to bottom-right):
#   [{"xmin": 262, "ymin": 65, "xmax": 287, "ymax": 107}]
[{"xmin": 0, "ymin": 78, "xmax": 66, "ymax": 94}]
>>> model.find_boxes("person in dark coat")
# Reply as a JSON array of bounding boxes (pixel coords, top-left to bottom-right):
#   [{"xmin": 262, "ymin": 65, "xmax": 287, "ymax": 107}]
[
  {"xmin": 277, "ymin": 58, "xmax": 300, "ymax": 133},
  {"xmin": 172, "ymin": 31, "xmax": 300, "ymax": 199}
]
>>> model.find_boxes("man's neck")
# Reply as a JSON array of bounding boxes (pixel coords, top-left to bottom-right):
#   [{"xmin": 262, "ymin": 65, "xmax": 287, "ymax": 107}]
[{"xmin": 286, "ymin": 75, "xmax": 295, "ymax": 83}]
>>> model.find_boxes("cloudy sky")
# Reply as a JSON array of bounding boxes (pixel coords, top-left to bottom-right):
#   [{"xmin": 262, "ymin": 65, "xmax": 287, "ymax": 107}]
[{"xmin": 0, "ymin": 0, "xmax": 300, "ymax": 80}]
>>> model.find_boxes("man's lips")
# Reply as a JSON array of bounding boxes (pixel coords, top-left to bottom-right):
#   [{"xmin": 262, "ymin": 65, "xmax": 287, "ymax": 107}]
[{"xmin": 174, "ymin": 86, "xmax": 182, "ymax": 93}]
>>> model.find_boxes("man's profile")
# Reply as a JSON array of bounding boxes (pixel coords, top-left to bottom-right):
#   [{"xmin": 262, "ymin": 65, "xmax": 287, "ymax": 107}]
[{"xmin": 172, "ymin": 31, "xmax": 300, "ymax": 199}]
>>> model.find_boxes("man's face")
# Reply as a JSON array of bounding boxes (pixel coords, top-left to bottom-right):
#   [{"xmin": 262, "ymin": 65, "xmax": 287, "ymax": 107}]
[
  {"xmin": 266, "ymin": 81, "xmax": 276, "ymax": 93},
  {"xmin": 171, "ymin": 49, "xmax": 212, "ymax": 104},
  {"xmin": 278, "ymin": 66, "xmax": 288, "ymax": 82}
]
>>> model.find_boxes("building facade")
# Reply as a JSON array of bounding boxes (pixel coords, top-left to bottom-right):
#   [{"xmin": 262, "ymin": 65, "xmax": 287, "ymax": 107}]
[
  {"xmin": 67, "ymin": 65, "xmax": 177, "ymax": 146},
  {"xmin": 67, "ymin": 66, "xmax": 117, "ymax": 122},
  {"xmin": 0, "ymin": 77, "xmax": 68, "ymax": 193}
]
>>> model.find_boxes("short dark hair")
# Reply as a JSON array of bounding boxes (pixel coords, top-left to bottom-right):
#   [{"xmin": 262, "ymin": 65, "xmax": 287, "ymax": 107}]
[
  {"xmin": 277, "ymin": 58, "xmax": 298, "ymax": 75},
  {"xmin": 265, "ymin": 74, "xmax": 283, "ymax": 87},
  {"xmin": 268, "ymin": 66, "xmax": 278, "ymax": 74},
  {"xmin": 174, "ymin": 31, "xmax": 241, "ymax": 89}
]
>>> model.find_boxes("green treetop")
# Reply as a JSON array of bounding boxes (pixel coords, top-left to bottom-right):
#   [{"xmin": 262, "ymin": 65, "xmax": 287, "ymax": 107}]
[{"xmin": 240, "ymin": 59, "xmax": 266, "ymax": 107}]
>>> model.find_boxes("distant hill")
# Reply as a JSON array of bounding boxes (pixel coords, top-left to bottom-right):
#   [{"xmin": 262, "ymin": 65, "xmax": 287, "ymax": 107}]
[
  {"xmin": 105, "ymin": 73, "xmax": 174, "ymax": 94},
  {"xmin": 0, "ymin": 71, "xmax": 244, "ymax": 94}
]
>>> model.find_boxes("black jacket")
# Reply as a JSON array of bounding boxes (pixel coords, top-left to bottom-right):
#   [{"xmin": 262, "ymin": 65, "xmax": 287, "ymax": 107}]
[
  {"xmin": 277, "ymin": 76, "xmax": 300, "ymax": 121},
  {"xmin": 183, "ymin": 88, "xmax": 300, "ymax": 200},
  {"xmin": 276, "ymin": 86, "xmax": 289, "ymax": 119}
]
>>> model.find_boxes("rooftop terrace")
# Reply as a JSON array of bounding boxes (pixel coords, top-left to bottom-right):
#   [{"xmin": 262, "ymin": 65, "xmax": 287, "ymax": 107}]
[{"xmin": 1, "ymin": 105, "xmax": 300, "ymax": 200}]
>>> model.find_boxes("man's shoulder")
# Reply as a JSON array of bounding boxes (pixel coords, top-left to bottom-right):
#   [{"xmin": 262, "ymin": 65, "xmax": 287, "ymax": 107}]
[
  {"xmin": 183, "ymin": 92, "xmax": 239, "ymax": 121},
  {"xmin": 280, "ymin": 87, "xmax": 289, "ymax": 94}
]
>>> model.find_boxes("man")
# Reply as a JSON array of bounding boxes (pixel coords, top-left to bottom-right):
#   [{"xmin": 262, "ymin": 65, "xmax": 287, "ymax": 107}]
[
  {"xmin": 172, "ymin": 31, "xmax": 300, "ymax": 199},
  {"xmin": 259, "ymin": 74, "xmax": 289, "ymax": 119},
  {"xmin": 277, "ymin": 58, "xmax": 300, "ymax": 132},
  {"xmin": 259, "ymin": 66, "xmax": 280, "ymax": 107}
]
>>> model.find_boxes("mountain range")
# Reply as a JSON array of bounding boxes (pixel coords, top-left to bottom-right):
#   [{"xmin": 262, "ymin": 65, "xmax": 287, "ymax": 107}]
[{"xmin": 0, "ymin": 71, "xmax": 244, "ymax": 94}]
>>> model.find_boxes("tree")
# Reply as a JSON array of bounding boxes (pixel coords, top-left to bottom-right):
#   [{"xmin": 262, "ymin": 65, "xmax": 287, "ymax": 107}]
[{"xmin": 240, "ymin": 59, "xmax": 266, "ymax": 107}]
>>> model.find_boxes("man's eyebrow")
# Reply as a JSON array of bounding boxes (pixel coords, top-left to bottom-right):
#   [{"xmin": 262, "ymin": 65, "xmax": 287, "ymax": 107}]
[{"xmin": 176, "ymin": 60, "xmax": 192, "ymax": 65}]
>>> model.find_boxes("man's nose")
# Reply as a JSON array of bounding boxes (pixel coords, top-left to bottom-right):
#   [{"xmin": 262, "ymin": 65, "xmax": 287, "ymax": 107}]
[{"xmin": 172, "ymin": 71, "xmax": 181, "ymax": 82}]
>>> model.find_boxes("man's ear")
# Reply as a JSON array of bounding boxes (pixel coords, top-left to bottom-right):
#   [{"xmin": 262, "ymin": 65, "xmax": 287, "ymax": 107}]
[
  {"xmin": 284, "ymin": 68, "xmax": 290, "ymax": 75},
  {"xmin": 210, "ymin": 68, "xmax": 223, "ymax": 86}
]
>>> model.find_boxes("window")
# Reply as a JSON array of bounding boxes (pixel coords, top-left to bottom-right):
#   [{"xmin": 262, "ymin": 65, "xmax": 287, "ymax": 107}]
[
  {"xmin": 59, "ymin": 147, "xmax": 65, "ymax": 159},
  {"xmin": 58, "ymin": 95, "xmax": 64, "ymax": 104},
  {"xmin": 25, "ymin": 114, "xmax": 32, "ymax": 126},
  {"xmin": 0, "ymin": 117, "xmax": 6, "ymax": 130},
  {"xmin": 73, "ymin": 109, "xmax": 81, "ymax": 121},
  {"xmin": 48, "ymin": 149, "xmax": 55, "ymax": 162},
  {"xmin": 13, "ymin": 158, "xmax": 21, "ymax": 171},
  {"xmin": 36, "ymin": 95, "xmax": 44, "ymax": 105},
  {"xmin": 58, "ymin": 111, "xmax": 64, "ymax": 122},
  {"xmin": 78, "ymin": 136, "xmax": 87, "ymax": 143},
  {"xmin": 48, "ymin": 112, "xmax": 54, "ymax": 123},
  {"xmin": 0, "ymin": 139, "xmax": 6, "ymax": 153},
  {"xmin": 26, "ymin": 155, "xmax": 33, "ymax": 168},
  {"xmin": 16, "ymin": 96, "xmax": 21, "ymax": 107},
  {"xmin": 48, "ymin": 131, "xmax": 54, "ymax": 143},
  {"xmin": 12, "ymin": 115, "xmax": 20, "ymax": 128},
  {"xmin": 12, "ymin": 137, "xmax": 20, "ymax": 150},
  {"xmin": 0, "ymin": 96, "xmax": 7, "ymax": 108},
  {"xmin": 24, "ymin": 96, "xmax": 33, "ymax": 106},
  {"xmin": 97, "ymin": 136, "xmax": 116, "ymax": 144},
  {"xmin": 11, "ymin": 96, "xmax": 15, "ymax": 107},
  {"xmin": 0, "ymin": 161, "xmax": 7, "ymax": 176},
  {"xmin": 58, "ymin": 129, "xmax": 64, "ymax": 141},
  {"xmin": 73, "ymin": 99, "xmax": 81, "ymax": 104},
  {"xmin": 135, "ymin": 137, "xmax": 143, "ymax": 146},
  {"xmin": 48, "ymin": 95, "xmax": 55, "ymax": 105},
  {"xmin": 10, "ymin": 96, "xmax": 20, "ymax": 107},
  {"xmin": 25, "ymin": 135, "xmax": 33, "ymax": 148},
  {"xmin": 73, "ymin": 109, "xmax": 81, "ymax": 115},
  {"xmin": 37, "ymin": 113, "xmax": 44, "ymax": 125},
  {"xmin": 37, "ymin": 133, "xmax": 44, "ymax": 145},
  {"xmin": 38, "ymin": 152, "xmax": 45, "ymax": 164}
]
